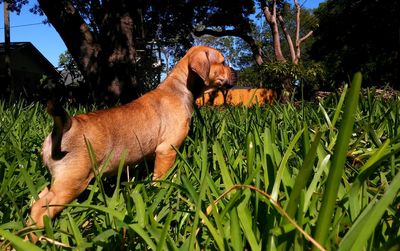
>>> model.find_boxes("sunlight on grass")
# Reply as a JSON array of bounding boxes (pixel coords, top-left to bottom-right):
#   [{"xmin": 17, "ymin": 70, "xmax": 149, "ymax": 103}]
[{"xmin": 1, "ymin": 73, "xmax": 400, "ymax": 250}]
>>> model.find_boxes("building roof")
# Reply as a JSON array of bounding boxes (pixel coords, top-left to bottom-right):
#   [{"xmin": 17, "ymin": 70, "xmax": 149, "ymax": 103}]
[{"xmin": 0, "ymin": 41, "xmax": 60, "ymax": 78}]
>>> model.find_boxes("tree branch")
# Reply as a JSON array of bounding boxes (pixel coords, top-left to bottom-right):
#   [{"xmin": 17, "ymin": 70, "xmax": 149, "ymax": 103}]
[
  {"xmin": 293, "ymin": 0, "xmax": 313, "ymax": 64},
  {"xmin": 193, "ymin": 29, "xmax": 264, "ymax": 65},
  {"xmin": 258, "ymin": 0, "xmax": 272, "ymax": 23},
  {"xmin": 194, "ymin": 28, "xmax": 249, "ymax": 40},
  {"xmin": 259, "ymin": 0, "xmax": 285, "ymax": 62},
  {"xmin": 278, "ymin": 14, "xmax": 296, "ymax": 64},
  {"xmin": 294, "ymin": 0, "xmax": 301, "ymax": 50},
  {"xmin": 299, "ymin": 30, "xmax": 313, "ymax": 44},
  {"xmin": 38, "ymin": 0, "xmax": 99, "ymax": 71}
]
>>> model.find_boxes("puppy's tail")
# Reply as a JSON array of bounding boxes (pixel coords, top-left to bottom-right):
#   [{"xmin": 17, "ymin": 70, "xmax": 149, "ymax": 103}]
[{"xmin": 47, "ymin": 99, "xmax": 72, "ymax": 160}]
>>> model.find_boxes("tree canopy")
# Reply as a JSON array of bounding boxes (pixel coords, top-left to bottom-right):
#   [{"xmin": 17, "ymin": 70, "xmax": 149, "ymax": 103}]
[
  {"xmin": 311, "ymin": 0, "xmax": 400, "ymax": 88},
  {"xmin": 2, "ymin": 0, "xmax": 321, "ymax": 102},
  {"xmin": 3, "ymin": 0, "xmax": 399, "ymax": 103}
]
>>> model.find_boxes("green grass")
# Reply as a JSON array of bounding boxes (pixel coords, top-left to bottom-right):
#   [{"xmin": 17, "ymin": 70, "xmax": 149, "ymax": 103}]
[{"xmin": 1, "ymin": 74, "xmax": 400, "ymax": 250}]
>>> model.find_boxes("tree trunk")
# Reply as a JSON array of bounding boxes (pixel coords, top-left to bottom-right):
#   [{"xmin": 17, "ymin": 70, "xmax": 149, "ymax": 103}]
[
  {"xmin": 3, "ymin": 0, "xmax": 13, "ymax": 97},
  {"xmin": 250, "ymin": 41, "xmax": 264, "ymax": 66},
  {"xmin": 260, "ymin": 0, "xmax": 286, "ymax": 62},
  {"xmin": 257, "ymin": 0, "xmax": 314, "ymax": 102},
  {"xmin": 38, "ymin": 0, "xmax": 143, "ymax": 104}
]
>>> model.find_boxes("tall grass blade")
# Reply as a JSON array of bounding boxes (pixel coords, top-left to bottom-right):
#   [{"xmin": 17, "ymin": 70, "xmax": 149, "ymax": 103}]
[
  {"xmin": 67, "ymin": 213, "xmax": 84, "ymax": 247},
  {"xmin": 262, "ymin": 127, "xmax": 276, "ymax": 192},
  {"xmin": 20, "ymin": 164, "xmax": 39, "ymax": 200},
  {"xmin": 318, "ymin": 103, "xmax": 332, "ymax": 130},
  {"xmin": 230, "ymin": 207, "xmax": 243, "ymax": 251},
  {"xmin": 0, "ymin": 229, "xmax": 43, "ymax": 251},
  {"xmin": 286, "ymin": 131, "xmax": 322, "ymax": 218},
  {"xmin": 199, "ymin": 210, "xmax": 225, "ymax": 250},
  {"xmin": 271, "ymin": 128, "xmax": 304, "ymax": 201},
  {"xmin": 331, "ymin": 84, "xmax": 348, "ymax": 128},
  {"xmin": 214, "ymin": 142, "xmax": 234, "ymax": 189},
  {"xmin": 113, "ymin": 149, "xmax": 128, "ymax": 199},
  {"xmin": 339, "ymin": 170, "xmax": 400, "ymax": 250},
  {"xmin": 313, "ymin": 72, "xmax": 362, "ymax": 249},
  {"xmin": 132, "ymin": 186, "xmax": 147, "ymax": 228},
  {"xmin": 303, "ymin": 154, "xmax": 330, "ymax": 212},
  {"xmin": 237, "ymin": 189, "xmax": 261, "ymax": 251},
  {"xmin": 43, "ymin": 215, "xmax": 56, "ymax": 251},
  {"xmin": 128, "ymin": 223, "xmax": 156, "ymax": 250},
  {"xmin": 156, "ymin": 212, "xmax": 175, "ymax": 251},
  {"xmin": 348, "ymin": 139, "xmax": 392, "ymax": 220}
]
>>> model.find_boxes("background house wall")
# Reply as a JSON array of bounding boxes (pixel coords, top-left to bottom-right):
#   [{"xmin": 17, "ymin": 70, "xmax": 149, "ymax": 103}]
[{"xmin": 0, "ymin": 42, "xmax": 60, "ymax": 100}]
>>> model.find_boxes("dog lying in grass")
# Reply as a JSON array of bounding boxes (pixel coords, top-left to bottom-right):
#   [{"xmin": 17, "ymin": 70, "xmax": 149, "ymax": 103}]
[
  {"xmin": 28, "ymin": 45, "xmax": 236, "ymax": 241},
  {"xmin": 196, "ymin": 87, "xmax": 277, "ymax": 106}
]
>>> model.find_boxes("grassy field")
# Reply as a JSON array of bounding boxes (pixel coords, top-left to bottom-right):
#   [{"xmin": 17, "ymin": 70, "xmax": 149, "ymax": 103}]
[{"xmin": 1, "ymin": 75, "xmax": 400, "ymax": 250}]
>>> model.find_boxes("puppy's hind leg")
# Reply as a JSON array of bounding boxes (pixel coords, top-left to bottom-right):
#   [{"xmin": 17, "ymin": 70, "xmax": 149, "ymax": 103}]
[
  {"xmin": 28, "ymin": 169, "xmax": 93, "ymax": 242},
  {"xmin": 153, "ymin": 144, "xmax": 177, "ymax": 180}
]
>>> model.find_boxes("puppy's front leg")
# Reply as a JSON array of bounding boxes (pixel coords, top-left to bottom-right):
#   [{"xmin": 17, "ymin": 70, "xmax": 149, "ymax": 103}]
[{"xmin": 153, "ymin": 144, "xmax": 177, "ymax": 180}]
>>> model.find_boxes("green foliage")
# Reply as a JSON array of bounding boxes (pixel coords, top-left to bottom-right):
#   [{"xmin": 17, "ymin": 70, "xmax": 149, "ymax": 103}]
[
  {"xmin": 1, "ymin": 77, "xmax": 400, "ymax": 250},
  {"xmin": 311, "ymin": 0, "xmax": 400, "ymax": 88},
  {"xmin": 236, "ymin": 65, "xmax": 265, "ymax": 87},
  {"xmin": 261, "ymin": 61, "xmax": 326, "ymax": 98},
  {"xmin": 58, "ymin": 51, "xmax": 84, "ymax": 87},
  {"xmin": 194, "ymin": 36, "xmax": 255, "ymax": 70},
  {"xmin": 235, "ymin": 60, "xmax": 326, "ymax": 93}
]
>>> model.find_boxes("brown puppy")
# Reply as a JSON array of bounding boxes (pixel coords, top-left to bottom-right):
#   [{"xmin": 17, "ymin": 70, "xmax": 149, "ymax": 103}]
[{"xmin": 29, "ymin": 46, "xmax": 236, "ymax": 234}]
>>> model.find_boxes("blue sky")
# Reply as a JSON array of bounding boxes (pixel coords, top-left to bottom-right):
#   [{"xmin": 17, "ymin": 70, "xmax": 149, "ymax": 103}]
[{"xmin": 0, "ymin": 0, "xmax": 325, "ymax": 67}]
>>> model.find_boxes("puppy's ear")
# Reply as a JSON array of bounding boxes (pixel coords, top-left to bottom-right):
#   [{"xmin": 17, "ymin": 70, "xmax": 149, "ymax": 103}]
[{"xmin": 189, "ymin": 51, "xmax": 210, "ymax": 85}]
